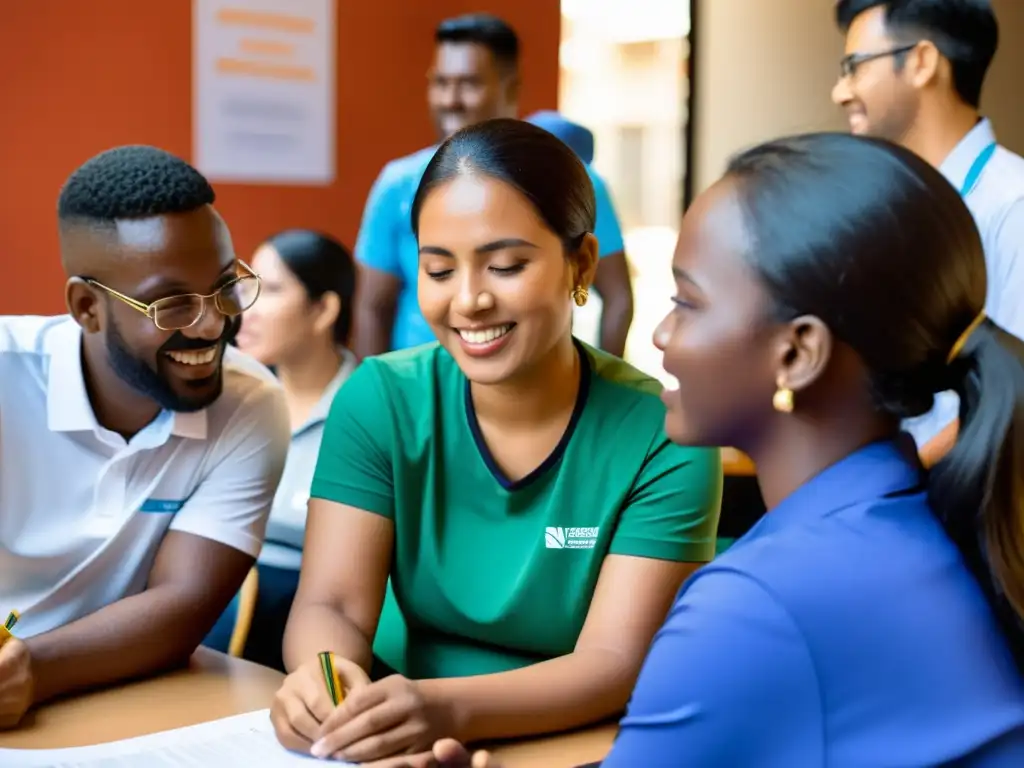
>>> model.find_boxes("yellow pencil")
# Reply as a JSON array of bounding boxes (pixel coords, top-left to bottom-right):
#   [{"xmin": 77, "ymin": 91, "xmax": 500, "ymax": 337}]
[
  {"xmin": 0, "ymin": 610, "xmax": 19, "ymax": 648},
  {"xmin": 318, "ymin": 651, "xmax": 344, "ymax": 706}
]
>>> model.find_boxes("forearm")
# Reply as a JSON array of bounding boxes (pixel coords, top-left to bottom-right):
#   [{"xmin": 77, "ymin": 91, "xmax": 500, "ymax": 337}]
[
  {"xmin": 282, "ymin": 602, "xmax": 375, "ymax": 674},
  {"xmin": 423, "ymin": 648, "xmax": 635, "ymax": 744},
  {"xmin": 598, "ymin": 295, "xmax": 633, "ymax": 358},
  {"xmin": 352, "ymin": 307, "xmax": 393, "ymax": 359},
  {"xmin": 26, "ymin": 585, "xmax": 215, "ymax": 704}
]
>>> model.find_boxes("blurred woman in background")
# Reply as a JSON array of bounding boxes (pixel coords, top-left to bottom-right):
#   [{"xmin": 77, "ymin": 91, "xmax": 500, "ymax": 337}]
[{"xmin": 204, "ymin": 229, "xmax": 357, "ymax": 671}]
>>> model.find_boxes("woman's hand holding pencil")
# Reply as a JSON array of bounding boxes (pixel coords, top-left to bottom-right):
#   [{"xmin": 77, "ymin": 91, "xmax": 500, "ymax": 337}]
[{"xmin": 269, "ymin": 650, "xmax": 371, "ymax": 756}]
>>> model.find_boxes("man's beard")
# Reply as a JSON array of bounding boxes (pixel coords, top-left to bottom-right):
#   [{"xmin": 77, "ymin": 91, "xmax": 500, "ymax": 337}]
[{"xmin": 106, "ymin": 314, "xmax": 236, "ymax": 413}]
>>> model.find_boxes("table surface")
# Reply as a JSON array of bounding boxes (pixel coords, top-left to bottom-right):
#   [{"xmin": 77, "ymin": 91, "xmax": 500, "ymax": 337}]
[{"xmin": 0, "ymin": 647, "xmax": 616, "ymax": 767}]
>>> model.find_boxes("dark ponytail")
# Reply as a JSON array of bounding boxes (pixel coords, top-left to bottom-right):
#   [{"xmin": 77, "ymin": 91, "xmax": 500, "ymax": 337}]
[{"xmin": 929, "ymin": 320, "xmax": 1024, "ymax": 661}]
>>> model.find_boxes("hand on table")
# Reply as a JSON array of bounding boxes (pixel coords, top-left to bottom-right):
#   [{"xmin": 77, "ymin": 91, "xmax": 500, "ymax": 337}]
[
  {"xmin": 270, "ymin": 654, "xmax": 371, "ymax": 753},
  {"xmin": 307, "ymin": 673, "xmax": 457, "ymax": 763},
  {"xmin": 0, "ymin": 638, "xmax": 34, "ymax": 729},
  {"xmin": 345, "ymin": 738, "xmax": 504, "ymax": 768},
  {"xmin": 429, "ymin": 739, "xmax": 504, "ymax": 768}
]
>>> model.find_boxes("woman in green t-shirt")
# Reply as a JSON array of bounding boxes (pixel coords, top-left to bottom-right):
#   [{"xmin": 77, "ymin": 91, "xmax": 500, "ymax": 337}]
[{"xmin": 269, "ymin": 118, "xmax": 722, "ymax": 763}]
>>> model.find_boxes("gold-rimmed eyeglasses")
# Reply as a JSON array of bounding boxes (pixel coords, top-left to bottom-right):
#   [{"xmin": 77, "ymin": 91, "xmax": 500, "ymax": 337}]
[{"xmin": 83, "ymin": 260, "xmax": 262, "ymax": 331}]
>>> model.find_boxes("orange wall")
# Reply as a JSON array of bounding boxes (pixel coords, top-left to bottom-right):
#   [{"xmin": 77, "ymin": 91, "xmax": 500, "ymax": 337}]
[{"xmin": 0, "ymin": 1, "xmax": 560, "ymax": 314}]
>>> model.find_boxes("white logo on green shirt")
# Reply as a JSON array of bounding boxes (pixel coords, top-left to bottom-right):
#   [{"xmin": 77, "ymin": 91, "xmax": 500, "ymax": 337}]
[{"xmin": 544, "ymin": 526, "xmax": 599, "ymax": 549}]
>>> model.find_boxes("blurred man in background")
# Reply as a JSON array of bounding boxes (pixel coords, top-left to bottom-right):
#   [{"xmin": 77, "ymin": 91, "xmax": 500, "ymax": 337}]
[{"xmin": 352, "ymin": 14, "xmax": 633, "ymax": 358}]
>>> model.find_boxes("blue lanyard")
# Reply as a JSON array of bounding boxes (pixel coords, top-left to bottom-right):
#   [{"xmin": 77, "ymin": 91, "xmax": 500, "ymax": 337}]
[{"xmin": 960, "ymin": 141, "xmax": 997, "ymax": 197}]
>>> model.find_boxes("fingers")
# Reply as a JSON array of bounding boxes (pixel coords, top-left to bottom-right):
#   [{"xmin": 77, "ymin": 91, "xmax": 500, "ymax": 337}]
[
  {"xmin": 360, "ymin": 751, "xmax": 437, "ymax": 768},
  {"xmin": 427, "ymin": 742, "xmax": 500, "ymax": 768},
  {"xmin": 332, "ymin": 719, "xmax": 429, "ymax": 764},
  {"xmin": 315, "ymin": 679, "xmax": 389, "ymax": 740},
  {"xmin": 270, "ymin": 658, "xmax": 342, "ymax": 752},
  {"xmin": 312, "ymin": 699, "xmax": 409, "ymax": 760},
  {"xmin": 282, "ymin": 695, "xmax": 322, "ymax": 743},
  {"xmin": 0, "ymin": 638, "xmax": 26, "ymax": 671},
  {"xmin": 472, "ymin": 752, "xmax": 502, "ymax": 768},
  {"xmin": 299, "ymin": 663, "xmax": 337, "ymax": 725},
  {"xmin": 0, "ymin": 640, "xmax": 32, "ymax": 730},
  {"xmin": 433, "ymin": 738, "xmax": 472, "ymax": 765},
  {"xmin": 269, "ymin": 712, "xmax": 313, "ymax": 755},
  {"xmin": 334, "ymin": 655, "xmax": 372, "ymax": 692},
  {"xmin": 270, "ymin": 684, "xmax": 317, "ymax": 753}
]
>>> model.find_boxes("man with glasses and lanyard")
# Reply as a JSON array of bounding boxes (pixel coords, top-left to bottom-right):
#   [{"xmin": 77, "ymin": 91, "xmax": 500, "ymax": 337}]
[
  {"xmin": 0, "ymin": 145, "xmax": 289, "ymax": 729},
  {"xmin": 832, "ymin": 0, "xmax": 1024, "ymax": 465}
]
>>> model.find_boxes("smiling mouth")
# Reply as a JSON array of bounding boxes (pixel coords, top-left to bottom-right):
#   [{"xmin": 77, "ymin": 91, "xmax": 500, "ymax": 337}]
[
  {"xmin": 457, "ymin": 324, "xmax": 515, "ymax": 344},
  {"xmin": 165, "ymin": 347, "xmax": 219, "ymax": 366}
]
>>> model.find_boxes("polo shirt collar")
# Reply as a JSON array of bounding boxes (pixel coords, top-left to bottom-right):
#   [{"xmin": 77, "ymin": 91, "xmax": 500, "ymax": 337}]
[
  {"xmin": 745, "ymin": 435, "xmax": 924, "ymax": 541},
  {"xmin": 46, "ymin": 320, "xmax": 208, "ymax": 440},
  {"xmin": 46, "ymin": 321, "xmax": 96, "ymax": 434},
  {"xmin": 294, "ymin": 347, "xmax": 358, "ymax": 437},
  {"xmin": 939, "ymin": 117, "xmax": 997, "ymax": 192}
]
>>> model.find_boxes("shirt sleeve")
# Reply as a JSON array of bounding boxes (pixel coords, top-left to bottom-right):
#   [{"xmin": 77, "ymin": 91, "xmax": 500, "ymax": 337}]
[
  {"xmin": 609, "ymin": 442, "xmax": 722, "ymax": 563},
  {"xmin": 354, "ymin": 163, "xmax": 404, "ymax": 276},
  {"xmin": 589, "ymin": 170, "xmax": 626, "ymax": 258},
  {"xmin": 169, "ymin": 382, "xmax": 290, "ymax": 558},
  {"xmin": 602, "ymin": 569, "xmax": 823, "ymax": 768},
  {"xmin": 986, "ymin": 199, "xmax": 1024, "ymax": 341},
  {"xmin": 308, "ymin": 361, "xmax": 395, "ymax": 518}
]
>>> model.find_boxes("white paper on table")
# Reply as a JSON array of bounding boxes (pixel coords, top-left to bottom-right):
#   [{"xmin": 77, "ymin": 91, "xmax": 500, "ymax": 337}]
[{"xmin": 0, "ymin": 709, "xmax": 357, "ymax": 767}]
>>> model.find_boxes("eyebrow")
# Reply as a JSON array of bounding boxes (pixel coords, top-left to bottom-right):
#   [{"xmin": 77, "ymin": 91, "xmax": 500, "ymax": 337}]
[
  {"xmin": 672, "ymin": 265, "xmax": 701, "ymax": 288},
  {"xmin": 138, "ymin": 262, "xmax": 237, "ymax": 300},
  {"xmin": 419, "ymin": 238, "xmax": 539, "ymax": 258}
]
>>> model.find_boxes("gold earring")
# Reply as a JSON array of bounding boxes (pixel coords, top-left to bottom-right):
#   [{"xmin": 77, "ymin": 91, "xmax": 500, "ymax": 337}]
[
  {"xmin": 772, "ymin": 379, "xmax": 794, "ymax": 413},
  {"xmin": 572, "ymin": 285, "xmax": 589, "ymax": 307}
]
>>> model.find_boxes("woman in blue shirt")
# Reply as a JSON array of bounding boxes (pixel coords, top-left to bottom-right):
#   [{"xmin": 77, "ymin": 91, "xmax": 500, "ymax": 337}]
[{"xmin": 416, "ymin": 132, "xmax": 1024, "ymax": 767}]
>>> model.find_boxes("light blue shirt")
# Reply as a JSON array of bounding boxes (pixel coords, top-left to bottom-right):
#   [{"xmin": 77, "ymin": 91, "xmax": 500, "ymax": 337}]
[
  {"xmin": 354, "ymin": 146, "xmax": 625, "ymax": 351},
  {"xmin": 605, "ymin": 439, "xmax": 1024, "ymax": 767},
  {"xmin": 905, "ymin": 118, "xmax": 1024, "ymax": 446}
]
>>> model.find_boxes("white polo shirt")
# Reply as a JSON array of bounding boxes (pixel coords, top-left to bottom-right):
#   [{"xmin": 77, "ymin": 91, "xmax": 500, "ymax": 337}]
[
  {"xmin": 0, "ymin": 315, "xmax": 290, "ymax": 638},
  {"xmin": 904, "ymin": 118, "xmax": 1024, "ymax": 446}
]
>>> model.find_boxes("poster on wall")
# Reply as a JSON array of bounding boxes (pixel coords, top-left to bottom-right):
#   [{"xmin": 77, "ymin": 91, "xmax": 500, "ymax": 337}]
[{"xmin": 193, "ymin": 0, "xmax": 335, "ymax": 184}]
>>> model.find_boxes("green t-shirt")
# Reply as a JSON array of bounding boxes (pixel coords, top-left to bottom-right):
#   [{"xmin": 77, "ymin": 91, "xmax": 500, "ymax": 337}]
[{"xmin": 311, "ymin": 340, "xmax": 722, "ymax": 679}]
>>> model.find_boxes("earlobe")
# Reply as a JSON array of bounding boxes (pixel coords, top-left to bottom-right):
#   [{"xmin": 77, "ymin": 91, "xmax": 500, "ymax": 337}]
[
  {"xmin": 314, "ymin": 291, "xmax": 341, "ymax": 337},
  {"xmin": 65, "ymin": 278, "xmax": 101, "ymax": 333}
]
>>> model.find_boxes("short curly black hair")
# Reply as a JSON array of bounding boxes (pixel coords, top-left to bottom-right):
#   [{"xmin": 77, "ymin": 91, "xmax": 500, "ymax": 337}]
[{"xmin": 57, "ymin": 145, "xmax": 215, "ymax": 224}]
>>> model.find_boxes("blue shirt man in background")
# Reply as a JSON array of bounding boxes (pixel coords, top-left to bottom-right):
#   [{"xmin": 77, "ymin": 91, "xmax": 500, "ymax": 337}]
[{"xmin": 351, "ymin": 14, "xmax": 634, "ymax": 358}]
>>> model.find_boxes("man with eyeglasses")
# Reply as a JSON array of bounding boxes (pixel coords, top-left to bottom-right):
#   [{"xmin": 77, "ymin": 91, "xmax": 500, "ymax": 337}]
[
  {"xmin": 832, "ymin": 0, "xmax": 1024, "ymax": 465},
  {"xmin": 0, "ymin": 145, "xmax": 289, "ymax": 729}
]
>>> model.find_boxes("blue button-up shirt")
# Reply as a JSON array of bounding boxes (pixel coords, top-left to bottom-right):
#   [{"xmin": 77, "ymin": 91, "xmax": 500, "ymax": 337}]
[{"xmin": 604, "ymin": 438, "xmax": 1024, "ymax": 767}]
